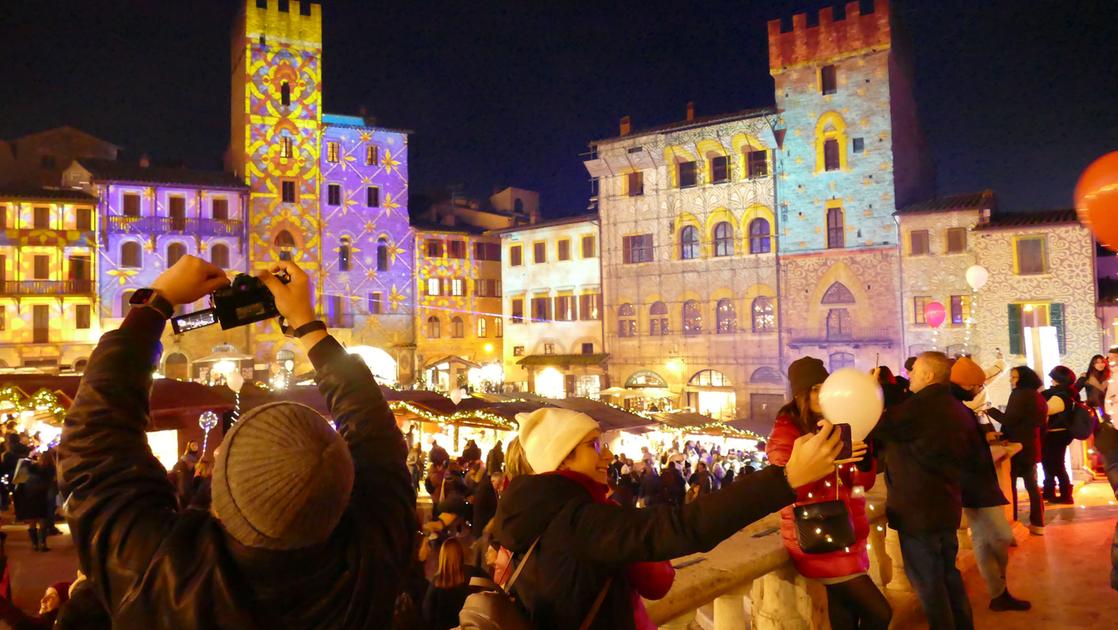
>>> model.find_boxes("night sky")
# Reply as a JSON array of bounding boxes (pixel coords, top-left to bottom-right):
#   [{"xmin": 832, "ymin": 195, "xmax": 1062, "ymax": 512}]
[{"xmin": 3, "ymin": 0, "xmax": 1117, "ymax": 217}]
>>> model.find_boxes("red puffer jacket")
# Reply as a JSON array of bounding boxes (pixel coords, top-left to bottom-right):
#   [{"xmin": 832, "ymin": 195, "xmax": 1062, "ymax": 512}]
[{"xmin": 767, "ymin": 414, "xmax": 876, "ymax": 580}]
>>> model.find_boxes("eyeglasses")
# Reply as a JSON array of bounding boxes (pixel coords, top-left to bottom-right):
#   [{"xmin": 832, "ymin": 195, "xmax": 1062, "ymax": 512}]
[{"xmin": 580, "ymin": 437, "xmax": 602, "ymax": 454}]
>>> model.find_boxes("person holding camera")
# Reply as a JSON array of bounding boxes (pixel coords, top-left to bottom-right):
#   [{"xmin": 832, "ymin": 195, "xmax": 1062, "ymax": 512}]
[{"xmin": 58, "ymin": 256, "xmax": 415, "ymax": 628}]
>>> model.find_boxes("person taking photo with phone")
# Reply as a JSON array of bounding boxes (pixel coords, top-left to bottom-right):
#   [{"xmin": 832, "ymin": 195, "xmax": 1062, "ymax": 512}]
[
  {"xmin": 767, "ymin": 357, "xmax": 891, "ymax": 630},
  {"xmin": 58, "ymin": 256, "xmax": 415, "ymax": 628}
]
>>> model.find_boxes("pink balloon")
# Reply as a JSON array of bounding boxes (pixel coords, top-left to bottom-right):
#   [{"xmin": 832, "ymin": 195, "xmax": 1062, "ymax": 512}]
[{"xmin": 924, "ymin": 301, "xmax": 946, "ymax": 329}]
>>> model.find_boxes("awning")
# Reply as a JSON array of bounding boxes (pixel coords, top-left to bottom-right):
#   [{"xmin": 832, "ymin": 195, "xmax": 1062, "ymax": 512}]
[
  {"xmin": 425, "ymin": 356, "xmax": 481, "ymax": 370},
  {"xmin": 516, "ymin": 353, "xmax": 608, "ymax": 368}
]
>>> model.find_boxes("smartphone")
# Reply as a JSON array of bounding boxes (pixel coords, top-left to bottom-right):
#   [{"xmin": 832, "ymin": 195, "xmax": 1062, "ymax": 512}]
[{"xmin": 834, "ymin": 423, "xmax": 853, "ymax": 460}]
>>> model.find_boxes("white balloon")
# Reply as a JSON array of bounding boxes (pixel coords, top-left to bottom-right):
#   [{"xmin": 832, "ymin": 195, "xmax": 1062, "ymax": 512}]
[
  {"xmin": 965, "ymin": 265, "xmax": 989, "ymax": 291},
  {"xmin": 228, "ymin": 371, "xmax": 245, "ymax": 393},
  {"xmin": 818, "ymin": 368, "xmax": 884, "ymax": 442}
]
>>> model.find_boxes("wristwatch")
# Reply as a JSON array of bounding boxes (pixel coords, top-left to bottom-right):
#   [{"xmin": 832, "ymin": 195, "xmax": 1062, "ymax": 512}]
[
  {"xmin": 291, "ymin": 320, "xmax": 327, "ymax": 338},
  {"xmin": 129, "ymin": 288, "xmax": 174, "ymax": 319}
]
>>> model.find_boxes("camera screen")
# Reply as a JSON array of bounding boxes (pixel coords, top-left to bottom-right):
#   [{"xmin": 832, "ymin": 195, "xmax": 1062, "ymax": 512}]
[
  {"xmin": 235, "ymin": 303, "xmax": 270, "ymax": 321},
  {"xmin": 171, "ymin": 309, "xmax": 218, "ymax": 334}
]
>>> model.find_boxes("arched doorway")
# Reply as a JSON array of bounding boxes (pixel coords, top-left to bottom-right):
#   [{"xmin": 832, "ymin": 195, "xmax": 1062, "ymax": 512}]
[
  {"xmin": 164, "ymin": 353, "xmax": 189, "ymax": 381},
  {"xmin": 686, "ymin": 369, "xmax": 735, "ymax": 420}
]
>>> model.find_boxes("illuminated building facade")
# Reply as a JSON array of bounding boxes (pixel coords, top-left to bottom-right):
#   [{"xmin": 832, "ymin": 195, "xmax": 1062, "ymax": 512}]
[
  {"xmin": 587, "ymin": 109, "xmax": 784, "ymax": 422},
  {"xmin": 496, "ymin": 214, "xmax": 604, "ymax": 398},
  {"xmin": 412, "ymin": 187, "xmax": 537, "ymax": 392},
  {"xmin": 768, "ymin": 0, "xmax": 934, "ymax": 374},
  {"xmin": 63, "ymin": 159, "xmax": 251, "ymax": 380},
  {"xmin": 0, "ymin": 188, "xmax": 99, "ymax": 372},
  {"xmin": 227, "ymin": 0, "xmax": 415, "ymax": 380},
  {"xmin": 319, "ymin": 116, "xmax": 414, "ymax": 385}
]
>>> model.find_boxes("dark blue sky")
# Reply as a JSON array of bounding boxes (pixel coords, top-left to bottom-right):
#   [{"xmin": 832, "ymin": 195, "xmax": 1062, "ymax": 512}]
[{"xmin": 3, "ymin": 0, "xmax": 1117, "ymax": 216}]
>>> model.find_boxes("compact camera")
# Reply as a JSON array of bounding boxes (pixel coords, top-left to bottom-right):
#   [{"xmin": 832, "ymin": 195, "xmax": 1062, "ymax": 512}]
[{"xmin": 171, "ymin": 272, "xmax": 290, "ymax": 334}]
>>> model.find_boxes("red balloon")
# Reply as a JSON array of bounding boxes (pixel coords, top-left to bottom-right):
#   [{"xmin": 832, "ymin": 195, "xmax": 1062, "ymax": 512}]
[
  {"xmin": 1075, "ymin": 151, "xmax": 1118, "ymax": 252},
  {"xmin": 924, "ymin": 301, "xmax": 946, "ymax": 329}
]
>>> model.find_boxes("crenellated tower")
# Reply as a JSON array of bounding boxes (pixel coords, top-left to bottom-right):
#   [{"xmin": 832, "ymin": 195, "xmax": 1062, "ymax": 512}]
[{"xmin": 768, "ymin": 0, "xmax": 932, "ymax": 371}]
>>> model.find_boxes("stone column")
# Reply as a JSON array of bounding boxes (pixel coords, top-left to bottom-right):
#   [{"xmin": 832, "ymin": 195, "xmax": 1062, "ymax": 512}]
[
  {"xmin": 713, "ymin": 584, "xmax": 751, "ymax": 630},
  {"xmin": 883, "ymin": 528, "xmax": 914, "ymax": 593},
  {"xmin": 658, "ymin": 611, "xmax": 695, "ymax": 630},
  {"xmin": 867, "ymin": 520, "xmax": 893, "ymax": 589},
  {"xmin": 750, "ymin": 564, "xmax": 828, "ymax": 629}
]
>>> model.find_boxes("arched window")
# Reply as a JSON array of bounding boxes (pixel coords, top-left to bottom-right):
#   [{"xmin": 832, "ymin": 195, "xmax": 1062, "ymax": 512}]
[
  {"xmin": 649, "ymin": 301, "xmax": 669, "ymax": 336},
  {"xmin": 339, "ymin": 236, "xmax": 351, "ymax": 271},
  {"xmin": 121, "ymin": 241, "xmax": 142, "ymax": 268},
  {"xmin": 750, "ymin": 367, "xmax": 783, "ymax": 384},
  {"xmin": 164, "ymin": 353, "xmax": 188, "ymax": 381},
  {"xmin": 829, "ymin": 352, "xmax": 856, "ymax": 372},
  {"xmin": 815, "ymin": 112, "xmax": 847, "ymax": 173},
  {"xmin": 625, "ymin": 371, "xmax": 668, "ymax": 388},
  {"xmin": 689, "ymin": 369, "xmax": 730, "ymax": 387},
  {"xmin": 280, "ymin": 81, "xmax": 291, "ymax": 107},
  {"xmin": 680, "ymin": 225, "xmax": 700, "ymax": 260},
  {"xmin": 477, "ymin": 317, "xmax": 487, "ymax": 338},
  {"xmin": 749, "ymin": 218, "xmax": 771, "ymax": 254},
  {"xmin": 821, "ymin": 282, "xmax": 855, "ymax": 304},
  {"xmin": 121, "ymin": 290, "xmax": 136, "ymax": 317},
  {"xmin": 682, "ymin": 300, "xmax": 702, "ymax": 336},
  {"xmin": 166, "ymin": 242, "xmax": 187, "ymax": 268},
  {"xmin": 751, "ymin": 296, "xmax": 775, "ymax": 332},
  {"xmin": 713, "ymin": 222, "xmax": 734, "ymax": 257},
  {"xmin": 376, "ymin": 237, "xmax": 389, "ymax": 271},
  {"xmin": 826, "ymin": 308, "xmax": 852, "ymax": 340},
  {"xmin": 275, "ymin": 230, "xmax": 295, "ymax": 261},
  {"xmin": 716, "ymin": 298, "xmax": 736, "ymax": 334},
  {"xmin": 211, "ymin": 243, "xmax": 230, "ymax": 268},
  {"xmin": 451, "ymin": 316, "xmax": 464, "ymax": 338},
  {"xmin": 617, "ymin": 303, "xmax": 636, "ymax": 337},
  {"xmin": 427, "ymin": 316, "xmax": 440, "ymax": 339}
]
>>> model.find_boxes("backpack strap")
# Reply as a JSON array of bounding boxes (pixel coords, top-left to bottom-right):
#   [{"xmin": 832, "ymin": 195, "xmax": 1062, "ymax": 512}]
[
  {"xmin": 577, "ymin": 577, "xmax": 614, "ymax": 630},
  {"xmin": 502, "ymin": 537, "xmax": 540, "ymax": 591}
]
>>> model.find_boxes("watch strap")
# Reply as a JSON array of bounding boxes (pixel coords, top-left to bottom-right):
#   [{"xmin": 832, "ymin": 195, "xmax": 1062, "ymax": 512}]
[
  {"xmin": 140, "ymin": 293, "xmax": 174, "ymax": 319},
  {"xmin": 293, "ymin": 320, "xmax": 327, "ymax": 338}
]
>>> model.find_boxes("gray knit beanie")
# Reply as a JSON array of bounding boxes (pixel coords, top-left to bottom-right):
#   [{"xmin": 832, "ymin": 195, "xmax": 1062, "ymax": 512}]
[{"xmin": 212, "ymin": 402, "xmax": 355, "ymax": 550}]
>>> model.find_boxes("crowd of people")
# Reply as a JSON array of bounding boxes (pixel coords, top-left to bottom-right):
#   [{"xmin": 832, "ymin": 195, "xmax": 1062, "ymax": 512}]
[{"xmin": 0, "ymin": 255, "xmax": 1113, "ymax": 629}]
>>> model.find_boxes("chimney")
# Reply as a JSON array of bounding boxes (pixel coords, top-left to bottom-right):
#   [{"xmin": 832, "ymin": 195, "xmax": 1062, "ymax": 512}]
[
  {"xmin": 619, "ymin": 116, "xmax": 631, "ymax": 136},
  {"xmin": 686, "ymin": 102, "xmax": 695, "ymax": 121},
  {"xmin": 139, "ymin": 153, "xmax": 151, "ymax": 168}
]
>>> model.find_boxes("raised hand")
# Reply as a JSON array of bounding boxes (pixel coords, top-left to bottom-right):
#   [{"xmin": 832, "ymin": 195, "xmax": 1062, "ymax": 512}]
[
  {"xmin": 784, "ymin": 420, "xmax": 843, "ymax": 488},
  {"xmin": 152, "ymin": 255, "xmax": 230, "ymax": 306}
]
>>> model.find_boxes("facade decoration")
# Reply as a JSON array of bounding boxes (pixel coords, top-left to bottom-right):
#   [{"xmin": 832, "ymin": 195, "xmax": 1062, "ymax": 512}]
[
  {"xmin": 497, "ymin": 214, "xmax": 604, "ymax": 398},
  {"xmin": 586, "ymin": 109, "xmax": 784, "ymax": 421}
]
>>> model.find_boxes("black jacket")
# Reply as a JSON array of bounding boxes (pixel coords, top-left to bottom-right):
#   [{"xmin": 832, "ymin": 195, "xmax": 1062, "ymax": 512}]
[
  {"xmin": 949, "ymin": 384, "xmax": 1008, "ymax": 509},
  {"xmin": 57, "ymin": 308, "xmax": 416, "ymax": 629},
  {"xmin": 871, "ymin": 383, "xmax": 972, "ymax": 533},
  {"xmin": 989, "ymin": 388, "xmax": 1046, "ymax": 464},
  {"xmin": 492, "ymin": 466, "xmax": 795, "ymax": 630},
  {"xmin": 1042, "ymin": 385, "xmax": 1077, "ymax": 432}
]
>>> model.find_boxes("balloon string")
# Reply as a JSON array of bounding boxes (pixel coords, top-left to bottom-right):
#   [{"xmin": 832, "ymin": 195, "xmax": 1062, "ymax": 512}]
[{"xmin": 201, "ymin": 429, "xmax": 211, "ymax": 457}]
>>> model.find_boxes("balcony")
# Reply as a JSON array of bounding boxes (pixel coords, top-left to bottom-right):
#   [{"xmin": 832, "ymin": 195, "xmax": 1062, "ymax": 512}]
[
  {"xmin": 0, "ymin": 280, "xmax": 94, "ymax": 296},
  {"xmin": 106, "ymin": 216, "xmax": 244, "ymax": 237},
  {"xmin": 784, "ymin": 326, "xmax": 897, "ymax": 349}
]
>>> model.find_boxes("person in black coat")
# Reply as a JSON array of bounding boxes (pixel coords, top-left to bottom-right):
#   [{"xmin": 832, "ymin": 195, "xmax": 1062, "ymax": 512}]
[
  {"xmin": 987, "ymin": 366, "xmax": 1047, "ymax": 533},
  {"xmin": 461, "ymin": 439, "xmax": 482, "ymax": 463},
  {"xmin": 471, "ymin": 471, "xmax": 498, "ymax": 537},
  {"xmin": 1041, "ymin": 366, "xmax": 1078, "ymax": 504},
  {"xmin": 870, "ymin": 352, "xmax": 974, "ymax": 630},
  {"xmin": 422, "ymin": 537, "xmax": 470, "ymax": 630},
  {"xmin": 687, "ymin": 461, "xmax": 713, "ymax": 498},
  {"xmin": 661, "ymin": 459, "xmax": 687, "ymax": 507},
  {"xmin": 485, "ymin": 440, "xmax": 505, "ymax": 474},
  {"xmin": 58, "ymin": 257, "xmax": 416, "ymax": 629},
  {"xmin": 949, "ymin": 357, "xmax": 1030, "ymax": 612},
  {"xmin": 638, "ymin": 464, "xmax": 661, "ymax": 508},
  {"xmin": 492, "ymin": 406, "xmax": 842, "ymax": 630}
]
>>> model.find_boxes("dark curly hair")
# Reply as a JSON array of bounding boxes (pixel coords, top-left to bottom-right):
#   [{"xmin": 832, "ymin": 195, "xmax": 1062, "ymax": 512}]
[{"xmin": 1011, "ymin": 365, "xmax": 1043, "ymax": 390}]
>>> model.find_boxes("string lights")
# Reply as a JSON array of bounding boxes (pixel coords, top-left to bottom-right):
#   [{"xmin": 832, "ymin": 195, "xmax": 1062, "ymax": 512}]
[{"xmin": 0, "ymin": 386, "xmax": 67, "ymax": 421}]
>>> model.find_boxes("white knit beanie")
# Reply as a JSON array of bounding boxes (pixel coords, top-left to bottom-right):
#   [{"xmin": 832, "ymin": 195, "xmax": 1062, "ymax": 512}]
[
  {"xmin": 515, "ymin": 408, "xmax": 600, "ymax": 474},
  {"xmin": 212, "ymin": 402, "xmax": 355, "ymax": 550}
]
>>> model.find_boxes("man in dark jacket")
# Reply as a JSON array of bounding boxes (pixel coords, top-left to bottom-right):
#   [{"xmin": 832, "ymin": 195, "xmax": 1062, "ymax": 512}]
[
  {"xmin": 429, "ymin": 439, "xmax": 450, "ymax": 468},
  {"xmin": 485, "ymin": 440, "xmax": 504, "ymax": 474},
  {"xmin": 871, "ymin": 352, "xmax": 973, "ymax": 630},
  {"xmin": 58, "ymin": 256, "xmax": 415, "ymax": 629},
  {"xmin": 949, "ymin": 357, "xmax": 1030, "ymax": 612}
]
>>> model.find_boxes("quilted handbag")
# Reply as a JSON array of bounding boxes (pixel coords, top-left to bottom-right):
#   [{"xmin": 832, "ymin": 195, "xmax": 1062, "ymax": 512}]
[{"xmin": 793, "ymin": 468, "xmax": 856, "ymax": 554}]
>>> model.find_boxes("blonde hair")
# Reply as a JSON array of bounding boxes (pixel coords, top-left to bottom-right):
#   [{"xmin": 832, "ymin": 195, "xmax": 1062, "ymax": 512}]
[
  {"xmin": 434, "ymin": 537, "xmax": 466, "ymax": 588},
  {"xmin": 503, "ymin": 437, "xmax": 534, "ymax": 481}
]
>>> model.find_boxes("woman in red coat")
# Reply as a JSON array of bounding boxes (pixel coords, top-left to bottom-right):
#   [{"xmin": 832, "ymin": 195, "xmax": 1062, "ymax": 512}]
[{"xmin": 767, "ymin": 357, "xmax": 891, "ymax": 630}]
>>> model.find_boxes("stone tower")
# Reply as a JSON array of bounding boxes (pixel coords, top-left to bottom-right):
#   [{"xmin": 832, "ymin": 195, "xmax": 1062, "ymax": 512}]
[
  {"xmin": 228, "ymin": 0, "xmax": 323, "ymax": 364},
  {"xmin": 768, "ymin": 0, "xmax": 933, "ymax": 371}
]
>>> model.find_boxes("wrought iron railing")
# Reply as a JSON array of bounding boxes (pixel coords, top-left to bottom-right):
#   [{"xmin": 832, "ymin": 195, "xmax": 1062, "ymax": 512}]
[
  {"xmin": 106, "ymin": 216, "xmax": 243, "ymax": 236},
  {"xmin": 0, "ymin": 280, "xmax": 94, "ymax": 296}
]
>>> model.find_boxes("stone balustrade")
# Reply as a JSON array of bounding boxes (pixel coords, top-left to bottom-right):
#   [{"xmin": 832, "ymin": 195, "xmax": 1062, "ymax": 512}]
[{"xmin": 647, "ymin": 442, "xmax": 1023, "ymax": 629}]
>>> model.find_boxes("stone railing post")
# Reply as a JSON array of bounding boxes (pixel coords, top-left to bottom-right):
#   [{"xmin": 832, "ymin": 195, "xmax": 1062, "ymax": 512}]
[
  {"xmin": 713, "ymin": 583, "xmax": 751, "ymax": 630},
  {"xmin": 883, "ymin": 527, "xmax": 914, "ymax": 593},
  {"xmin": 658, "ymin": 611, "xmax": 695, "ymax": 630},
  {"xmin": 750, "ymin": 564, "xmax": 828, "ymax": 629}
]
